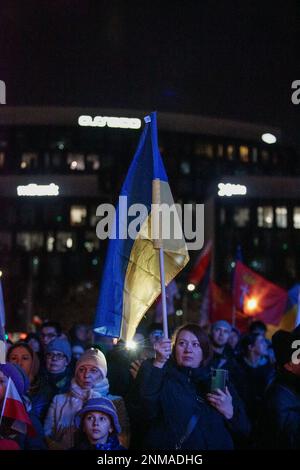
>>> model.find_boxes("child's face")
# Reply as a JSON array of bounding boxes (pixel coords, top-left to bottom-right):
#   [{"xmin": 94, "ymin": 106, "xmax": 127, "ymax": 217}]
[{"xmin": 83, "ymin": 411, "xmax": 113, "ymax": 444}]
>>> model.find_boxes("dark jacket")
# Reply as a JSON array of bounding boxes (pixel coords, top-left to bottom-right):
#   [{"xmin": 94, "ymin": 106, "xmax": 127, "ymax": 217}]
[
  {"xmin": 238, "ymin": 357, "xmax": 275, "ymax": 423},
  {"xmin": 30, "ymin": 368, "xmax": 72, "ymax": 422},
  {"xmin": 258, "ymin": 369, "xmax": 300, "ymax": 449},
  {"xmin": 136, "ymin": 359, "xmax": 250, "ymax": 450}
]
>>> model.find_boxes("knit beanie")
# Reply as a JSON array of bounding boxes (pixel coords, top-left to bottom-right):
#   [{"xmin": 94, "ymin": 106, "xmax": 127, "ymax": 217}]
[
  {"xmin": 75, "ymin": 348, "xmax": 107, "ymax": 379},
  {"xmin": 46, "ymin": 337, "xmax": 72, "ymax": 363},
  {"xmin": 0, "ymin": 363, "xmax": 30, "ymax": 396},
  {"xmin": 74, "ymin": 397, "xmax": 121, "ymax": 434}
]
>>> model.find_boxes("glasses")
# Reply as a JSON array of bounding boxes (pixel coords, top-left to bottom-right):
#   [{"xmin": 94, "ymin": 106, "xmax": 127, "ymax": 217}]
[{"xmin": 46, "ymin": 352, "xmax": 65, "ymax": 360}]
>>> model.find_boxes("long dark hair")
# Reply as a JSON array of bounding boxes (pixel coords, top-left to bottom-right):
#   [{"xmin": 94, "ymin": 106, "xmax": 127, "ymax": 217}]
[{"xmin": 172, "ymin": 323, "xmax": 212, "ymax": 366}]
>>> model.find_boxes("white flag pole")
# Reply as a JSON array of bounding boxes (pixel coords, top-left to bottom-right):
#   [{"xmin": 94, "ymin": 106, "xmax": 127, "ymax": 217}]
[
  {"xmin": 152, "ymin": 178, "xmax": 168, "ymax": 339},
  {"xmin": 0, "ymin": 376, "xmax": 10, "ymax": 428}
]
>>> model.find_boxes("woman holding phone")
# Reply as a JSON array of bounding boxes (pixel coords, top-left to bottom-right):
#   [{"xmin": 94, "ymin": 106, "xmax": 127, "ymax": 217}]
[{"xmin": 135, "ymin": 323, "xmax": 250, "ymax": 450}]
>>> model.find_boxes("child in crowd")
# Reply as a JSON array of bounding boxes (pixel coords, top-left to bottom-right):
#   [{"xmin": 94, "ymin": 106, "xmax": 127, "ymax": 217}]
[{"xmin": 73, "ymin": 397, "xmax": 125, "ymax": 450}]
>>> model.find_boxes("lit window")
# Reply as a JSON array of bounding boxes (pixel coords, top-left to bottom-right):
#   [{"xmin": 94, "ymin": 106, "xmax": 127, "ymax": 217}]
[
  {"xmin": 70, "ymin": 206, "xmax": 87, "ymax": 226},
  {"xmin": 20, "ymin": 152, "xmax": 38, "ymax": 170},
  {"xmin": 180, "ymin": 161, "xmax": 190, "ymax": 175},
  {"xmin": 227, "ymin": 145, "xmax": 235, "ymax": 160},
  {"xmin": 16, "ymin": 233, "xmax": 44, "ymax": 251},
  {"xmin": 194, "ymin": 143, "xmax": 214, "ymax": 158},
  {"xmin": 233, "ymin": 208, "xmax": 250, "ymax": 227},
  {"xmin": 293, "ymin": 208, "xmax": 300, "ymax": 229},
  {"xmin": 0, "ymin": 152, "xmax": 5, "ymax": 168},
  {"xmin": 239, "ymin": 146, "xmax": 249, "ymax": 163},
  {"xmin": 56, "ymin": 232, "xmax": 76, "ymax": 252},
  {"xmin": 275, "ymin": 207, "xmax": 287, "ymax": 228},
  {"xmin": 86, "ymin": 154, "xmax": 100, "ymax": 171},
  {"xmin": 67, "ymin": 153, "xmax": 85, "ymax": 171},
  {"xmin": 84, "ymin": 232, "xmax": 100, "ymax": 252},
  {"xmin": 257, "ymin": 206, "xmax": 273, "ymax": 228},
  {"xmin": 46, "ymin": 233, "xmax": 55, "ymax": 252},
  {"xmin": 217, "ymin": 145, "xmax": 223, "ymax": 158}
]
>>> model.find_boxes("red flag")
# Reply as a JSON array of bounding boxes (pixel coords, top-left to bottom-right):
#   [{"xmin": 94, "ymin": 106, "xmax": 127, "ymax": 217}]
[
  {"xmin": 188, "ymin": 241, "xmax": 212, "ymax": 286},
  {"xmin": 1, "ymin": 377, "xmax": 36, "ymax": 437},
  {"xmin": 233, "ymin": 261, "xmax": 288, "ymax": 325},
  {"xmin": 210, "ymin": 281, "xmax": 248, "ymax": 332}
]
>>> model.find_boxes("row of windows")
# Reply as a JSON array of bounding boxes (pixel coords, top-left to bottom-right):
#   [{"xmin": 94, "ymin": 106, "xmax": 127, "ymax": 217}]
[
  {"xmin": 0, "ymin": 205, "xmax": 100, "ymax": 227},
  {"xmin": 0, "ymin": 231, "xmax": 100, "ymax": 253},
  {"xmin": 220, "ymin": 206, "xmax": 300, "ymax": 229},
  {"xmin": 0, "ymin": 139, "xmax": 290, "ymax": 174}
]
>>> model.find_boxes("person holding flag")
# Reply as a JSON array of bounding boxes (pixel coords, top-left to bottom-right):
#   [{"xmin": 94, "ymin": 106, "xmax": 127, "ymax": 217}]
[
  {"xmin": 0, "ymin": 363, "xmax": 46, "ymax": 449},
  {"xmin": 94, "ymin": 112, "xmax": 189, "ymax": 345}
]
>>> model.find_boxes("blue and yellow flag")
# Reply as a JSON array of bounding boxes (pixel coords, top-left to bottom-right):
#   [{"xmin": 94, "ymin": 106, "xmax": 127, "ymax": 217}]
[{"xmin": 94, "ymin": 112, "xmax": 189, "ymax": 342}]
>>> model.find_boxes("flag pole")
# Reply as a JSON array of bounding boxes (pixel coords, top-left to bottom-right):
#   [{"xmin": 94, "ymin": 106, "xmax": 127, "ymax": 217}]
[
  {"xmin": 152, "ymin": 178, "xmax": 168, "ymax": 339},
  {"xmin": 0, "ymin": 376, "xmax": 10, "ymax": 428}
]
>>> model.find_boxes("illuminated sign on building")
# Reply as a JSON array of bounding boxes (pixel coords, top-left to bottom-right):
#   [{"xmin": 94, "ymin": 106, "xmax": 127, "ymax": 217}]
[
  {"xmin": 78, "ymin": 115, "xmax": 141, "ymax": 129},
  {"xmin": 17, "ymin": 183, "xmax": 59, "ymax": 196},
  {"xmin": 218, "ymin": 183, "xmax": 247, "ymax": 197}
]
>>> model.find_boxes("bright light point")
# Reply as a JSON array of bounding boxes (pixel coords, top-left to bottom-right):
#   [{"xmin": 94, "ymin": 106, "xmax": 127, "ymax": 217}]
[
  {"xmin": 70, "ymin": 161, "xmax": 78, "ymax": 169},
  {"xmin": 126, "ymin": 340, "xmax": 137, "ymax": 350},
  {"xmin": 231, "ymin": 262, "xmax": 236, "ymax": 269},
  {"xmin": 66, "ymin": 238, "xmax": 73, "ymax": 248},
  {"xmin": 261, "ymin": 133, "xmax": 277, "ymax": 144},
  {"xmin": 176, "ymin": 309, "xmax": 183, "ymax": 317},
  {"xmin": 246, "ymin": 297, "xmax": 258, "ymax": 312},
  {"xmin": 218, "ymin": 183, "xmax": 247, "ymax": 197},
  {"xmin": 187, "ymin": 283, "xmax": 196, "ymax": 292},
  {"xmin": 21, "ymin": 162, "xmax": 27, "ymax": 169},
  {"xmin": 0, "ymin": 271, "xmax": 2, "ymax": 277}
]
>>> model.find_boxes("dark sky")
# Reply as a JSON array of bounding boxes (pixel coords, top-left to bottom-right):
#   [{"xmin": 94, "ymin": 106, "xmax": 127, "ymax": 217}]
[{"xmin": 0, "ymin": 0, "xmax": 300, "ymax": 146}]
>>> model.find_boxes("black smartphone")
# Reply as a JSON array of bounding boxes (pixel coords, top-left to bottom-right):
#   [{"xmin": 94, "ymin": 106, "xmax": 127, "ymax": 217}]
[{"xmin": 210, "ymin": 368, "xmax": 228, "ymax": 393}]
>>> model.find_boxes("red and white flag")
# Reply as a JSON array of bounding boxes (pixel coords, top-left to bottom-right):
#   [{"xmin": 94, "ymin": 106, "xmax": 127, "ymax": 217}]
[{"xmin": 0, "ymin": 377, "xmax": 35, "ymax": 437}]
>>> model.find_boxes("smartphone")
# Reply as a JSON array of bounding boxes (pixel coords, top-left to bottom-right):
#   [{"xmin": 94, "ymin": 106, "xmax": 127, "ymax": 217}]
[{"xmin": 210, "ymin": 368, "xmax": 228, "ymax": 393}]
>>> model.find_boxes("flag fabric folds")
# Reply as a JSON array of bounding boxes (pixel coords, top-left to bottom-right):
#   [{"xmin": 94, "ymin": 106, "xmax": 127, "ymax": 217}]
[
  {"xmin": 94, "ymin": 113, "xmax": 189, "ymax": 342},
  {"xmin": 188, "ymin": 241, "xmax": 212, "ymax": 287},
  {"xmin": 1, "ymin": 377, "xmax": 35, "ymax": 437},
  {"xmin": 210, "ymin": 281, "xmax": 248, "ymax": 332},
  {"xmin": 233, "ymin": 261, "xmax": 288, "ymax": 325}
]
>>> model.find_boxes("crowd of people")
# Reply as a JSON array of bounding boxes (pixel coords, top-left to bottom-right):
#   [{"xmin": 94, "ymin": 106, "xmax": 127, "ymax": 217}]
[{"xmin": 0, "ymin": 318, "xmax": 300, "ymax": 450}]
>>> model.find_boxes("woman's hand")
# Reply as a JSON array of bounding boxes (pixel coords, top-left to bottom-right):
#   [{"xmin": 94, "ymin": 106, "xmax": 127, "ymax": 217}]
[
  {"xmin": 206, "ymin": 386, "xmax": 233, "ymax": 420},
  {"xmin": 129, "ymin": 359, "xmax": 143, "ymax": 379},
  {"xmin": 153, "ymin": 338, "xmax": 172, "ymax": 368}
]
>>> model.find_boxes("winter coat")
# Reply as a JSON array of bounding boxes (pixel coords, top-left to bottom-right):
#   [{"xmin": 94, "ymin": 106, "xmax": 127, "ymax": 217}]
[
  {"xmin": 72, "ymin": 433, "xmax": 126, "ymax": 450},
  {"xmin": 135, "ymin": 359, "xmax": 250, "ymax": 450},
  {"xmin": 258, "ymin": 369, "xmax": 300, "ymax": 449},
  {"xmin": 44, "ymin": 378, "xmax": 129, "ymax": 449}
]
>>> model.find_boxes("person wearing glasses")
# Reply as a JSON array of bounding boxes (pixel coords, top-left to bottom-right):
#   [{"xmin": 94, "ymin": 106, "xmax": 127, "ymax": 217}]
[{"xmin": 29, "ymin": 337, "xmax": 72, "ymax": 422}]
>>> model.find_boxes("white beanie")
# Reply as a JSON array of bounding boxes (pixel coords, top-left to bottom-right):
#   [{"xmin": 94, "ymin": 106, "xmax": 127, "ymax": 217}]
[{"xmin": 75, "ymin": 348, "xmax": 107, "ymax": 379}]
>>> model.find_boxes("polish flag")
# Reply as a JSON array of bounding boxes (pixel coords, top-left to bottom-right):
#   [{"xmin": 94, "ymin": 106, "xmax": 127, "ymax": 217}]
[{"xmin": 0, "ymin": 377, "xmax": 36, "ymax": 437}]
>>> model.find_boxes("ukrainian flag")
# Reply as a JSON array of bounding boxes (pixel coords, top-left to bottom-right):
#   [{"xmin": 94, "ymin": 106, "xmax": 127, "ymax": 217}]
[{"xmin": 94, "ymin": 113, "xmax": 189, "ymax": 342}]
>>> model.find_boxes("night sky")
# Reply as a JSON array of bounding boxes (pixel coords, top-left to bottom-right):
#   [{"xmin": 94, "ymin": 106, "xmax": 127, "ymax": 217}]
[{"xmin": 0, "ymin": 0, "xmax": 299, "ymax": 147}]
